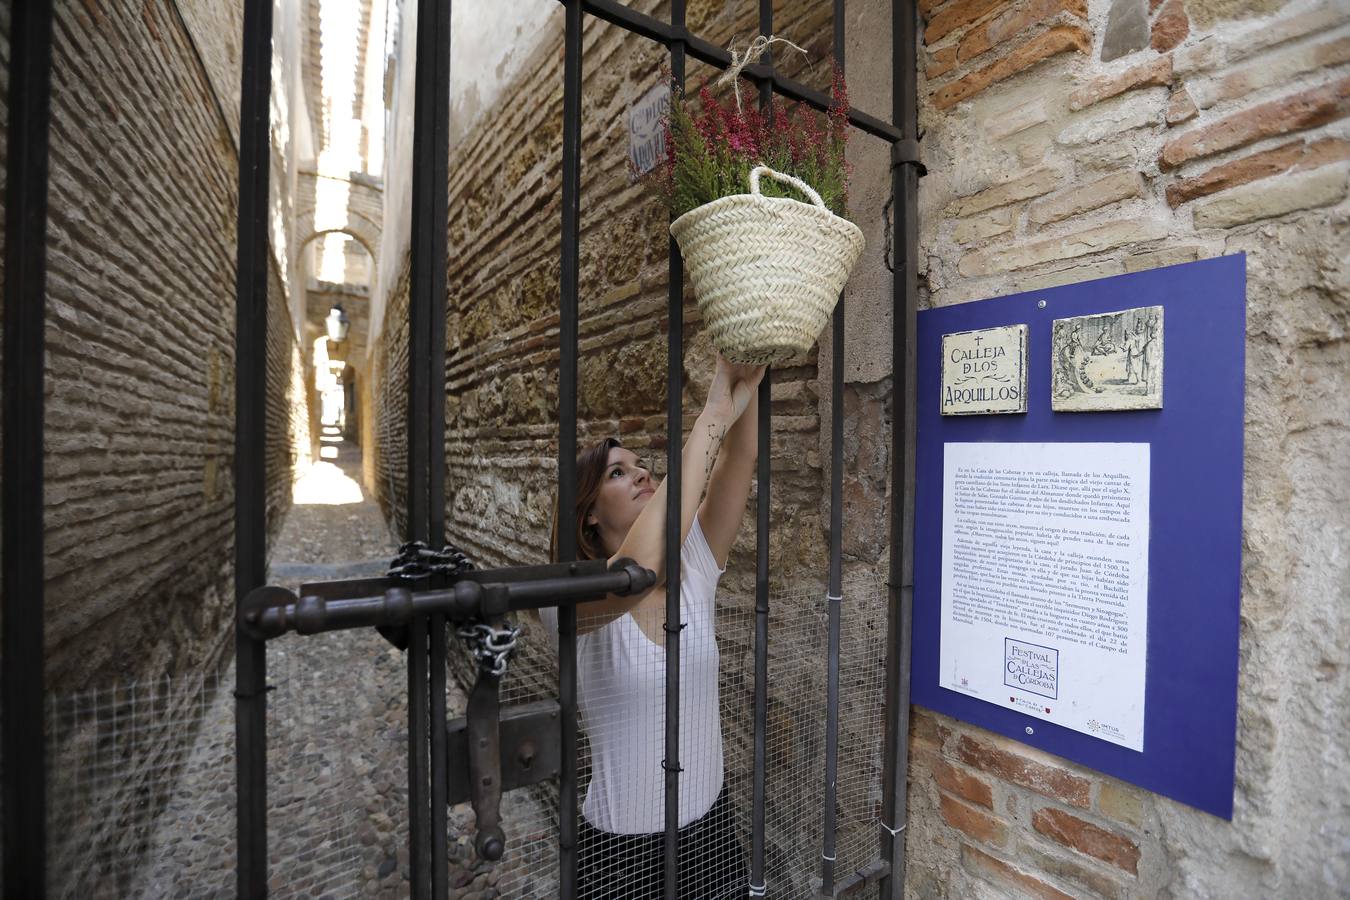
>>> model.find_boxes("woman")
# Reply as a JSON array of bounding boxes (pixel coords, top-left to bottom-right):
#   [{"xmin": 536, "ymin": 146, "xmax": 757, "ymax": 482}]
[{"xmin": 541, "ymin": 353, "xmax": 765, "ymax": 899}]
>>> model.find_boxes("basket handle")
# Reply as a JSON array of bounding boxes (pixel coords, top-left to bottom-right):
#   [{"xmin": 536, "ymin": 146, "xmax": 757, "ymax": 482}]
[{"xmin": 749, "ymin": 165, "xmax": 825, "ymax": 209}]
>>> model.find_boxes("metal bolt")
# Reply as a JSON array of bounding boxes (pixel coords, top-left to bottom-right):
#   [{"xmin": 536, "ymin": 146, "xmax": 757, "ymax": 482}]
[
  {"xmin": 1037, "ymin": 300, "xmax": 1047, "ymax": 309},
  {"xmin": 1025, "ymin": 726, "xmax": 1035, "ymax": 735}
]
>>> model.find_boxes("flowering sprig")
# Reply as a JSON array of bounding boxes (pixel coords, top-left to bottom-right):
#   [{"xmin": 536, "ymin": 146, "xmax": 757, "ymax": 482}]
[{"xmin": 654, "ymin": 63, "xmax": 853, "ymax": 220}]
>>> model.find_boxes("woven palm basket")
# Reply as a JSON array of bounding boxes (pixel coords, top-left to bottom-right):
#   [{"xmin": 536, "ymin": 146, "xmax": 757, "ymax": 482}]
[{"xmin": 670, "ymin": 165, "xmax": 866, "ymax": 365}]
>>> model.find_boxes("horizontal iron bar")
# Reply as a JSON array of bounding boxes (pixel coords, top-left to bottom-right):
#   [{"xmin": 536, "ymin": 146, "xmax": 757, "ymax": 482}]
[
  {"xmin": 299, "ymin": 556, "xmax": 624, "ymax": 602},
  {"xmin": 570, "ymin": 0, "xmax": 902, "ymax": 143},
  {"xmin": 829, "ymin": 859, "xmax": 890, "ymax": 896},
  {"xmin": 242, "ymin": 559, "xmax": 655, "ymax": 639}
]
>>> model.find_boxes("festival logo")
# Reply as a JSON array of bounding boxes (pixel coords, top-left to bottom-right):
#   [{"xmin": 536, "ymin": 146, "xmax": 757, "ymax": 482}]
[{"xmin": 1004, "ymin": 637, "xmax": 1058, "ymax": 700}]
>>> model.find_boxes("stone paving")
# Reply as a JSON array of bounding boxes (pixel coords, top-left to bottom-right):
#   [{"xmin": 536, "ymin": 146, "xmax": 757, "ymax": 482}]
[{"xmin": 128, "ymin": 428, "xmax": 549, "ymax": 898}]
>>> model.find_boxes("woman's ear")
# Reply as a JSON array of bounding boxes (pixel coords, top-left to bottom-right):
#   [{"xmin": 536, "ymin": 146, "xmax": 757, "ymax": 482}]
[{"xmin": 585, "ymin": 508, "xmax": 598, "ymax": 527}]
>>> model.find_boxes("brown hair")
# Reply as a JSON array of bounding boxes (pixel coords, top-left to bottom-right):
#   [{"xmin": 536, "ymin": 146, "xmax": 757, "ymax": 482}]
[{"xmin": 550, "ymin": 437, "xmax": 624, "ymax": 563}]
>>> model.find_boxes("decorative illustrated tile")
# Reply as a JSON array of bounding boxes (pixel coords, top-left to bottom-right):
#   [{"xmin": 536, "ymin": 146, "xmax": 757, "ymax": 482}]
[
  {"xmin": 941, "ymin": 324, "xmax": 1028, "ymax": 415},
  {"xmin": 1051, "ymin": 306, "xmax": 1163, "ymax": 412}
]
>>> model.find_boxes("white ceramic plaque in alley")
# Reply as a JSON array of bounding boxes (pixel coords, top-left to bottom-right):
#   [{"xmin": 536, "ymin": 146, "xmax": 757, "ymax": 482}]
[
  {"xmin": 940, "ymin": 324, "xmax": 1028, "ymax": 415},
  {"xmin": 1051, "ymin": 306, "xmax": 1163, "ymax": 412}
]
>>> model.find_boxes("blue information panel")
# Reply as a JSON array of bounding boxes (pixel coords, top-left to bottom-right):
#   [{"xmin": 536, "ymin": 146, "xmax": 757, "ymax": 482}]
[{"xmin": 911, "ymin": 254, "xmax": 1245, "ymax": 818}]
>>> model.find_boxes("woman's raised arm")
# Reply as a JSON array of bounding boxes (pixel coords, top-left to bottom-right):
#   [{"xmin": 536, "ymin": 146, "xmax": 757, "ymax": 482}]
[{"xmin": 574, "ymin": 357, "xmax": 763, "ymax": 634}]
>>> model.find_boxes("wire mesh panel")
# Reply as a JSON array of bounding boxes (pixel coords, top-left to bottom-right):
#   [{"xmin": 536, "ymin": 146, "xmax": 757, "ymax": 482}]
[{"xmin": 46, "ymin": 669, "xmax": 233, "ymax": 898}]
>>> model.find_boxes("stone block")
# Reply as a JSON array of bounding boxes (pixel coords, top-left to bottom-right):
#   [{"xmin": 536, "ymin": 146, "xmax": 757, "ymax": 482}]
[
  {"xmin": 1121, "ymin": 244, "xmax": 1200, "ymax": 272},
  {"xmin": 933, "ymin": 26, "xmax": 1093, "ymax": 110},
  {"xmin": 1097, "ymin": 779, "xmax": 1147, "ymax": 827},
  {"xmin": 1069, "ymin": 56, "xmax": 1171, "ymax": 111},
  {"xmin": 1166, "ymin": 88, "xmax": 1198, "ymax": 125},
  {"xmin": 1188, "ymin": 0, "xmax": 1292, "ymax": 30},
  {"xmin": 1057, "ymin": 89, "xmax": 1164, "ymax": 145},
  {"xmin": 952, "ymin": 207, "xmax": 1015, "ymax": 243},
  {"xmin": 954, "ymin": 733, "xmax": 1093, "ymax": 807},
  {"xmin": 961, "ymin": 844, "xmax": 1077, "ymax": 900},
  {"xmin": 1101, "ymin": 0, "xmax": 1149, "ymax": 62},
  {"xmin": 1028, "ymin": 171, "xmax": 1145, "ymax": 225},
  {"xmin": 940, "ymin": 794, "xmax": 1010, "ymax": 846},
  {"xmin": 1150, "ymin": 0, "xmax": 1190, "ymax": 52},
  {"xmin": 1191, "ymin": 162, "xmax": 1350, "ymax": 228},
  {"xmin": 947, "ymin": 167, "xmax": 1062, "ymax": 217},
  {"xmin": 958, "ymin": 0, "xmax": 1089, "ymax": 62},
  {"xmin": 1192, "ymin": 37, "xmax": 1350, "ymax": 110},
  {"xmin": 1225, "ymin": 5, "xmax": 1350, "ymax": 63},
  {"xmin": 1014, "ymin": 258, "xmax": 1124, "ymax": 291},
  {"xmin": 1159, "ymin": 76, "xmax": 1350, "ymax": 170},
  {"xmin": 958, "ymin": 219, "xmax": 1166, "ymax": 276},
  {"xmin": 1032, "ymin": 806, "xmax": 1142, "ymax": 874}
]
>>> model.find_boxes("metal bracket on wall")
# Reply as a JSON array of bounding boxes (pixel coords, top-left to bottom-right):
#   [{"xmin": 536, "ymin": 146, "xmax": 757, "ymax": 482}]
[{"xmin": 890, "ymin": 139, "xmax": 926, "ymax": 176}]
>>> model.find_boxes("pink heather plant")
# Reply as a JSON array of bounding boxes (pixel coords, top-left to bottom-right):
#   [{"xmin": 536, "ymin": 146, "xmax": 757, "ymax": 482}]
[{"xmin": 652, "ymin": 63, "xmax": 853, "ymax": 220}]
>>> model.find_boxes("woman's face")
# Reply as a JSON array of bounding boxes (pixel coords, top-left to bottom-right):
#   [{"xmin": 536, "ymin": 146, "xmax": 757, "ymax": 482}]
[{"xmin": 586, "ymin": 447, "xmax": 654, "ymax": 553}]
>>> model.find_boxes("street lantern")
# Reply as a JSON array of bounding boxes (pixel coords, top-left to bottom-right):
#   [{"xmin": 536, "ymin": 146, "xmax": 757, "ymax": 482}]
[{"xmin": 325, "ymin": 302, "xmax": 350, "ymax": 342}]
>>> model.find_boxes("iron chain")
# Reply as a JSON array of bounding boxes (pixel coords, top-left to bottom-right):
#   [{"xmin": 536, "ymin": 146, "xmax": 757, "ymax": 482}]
[
  {"xmin": 456, "ymin": 621, "xmax": 521, "ymax": 678},
  {"xmin": 386, "ymin": 540, "xmax": 475, "ymax": 581},
  {"xmin": 386, "ymin": 541, "xmax": 519, "ymax": 676}
]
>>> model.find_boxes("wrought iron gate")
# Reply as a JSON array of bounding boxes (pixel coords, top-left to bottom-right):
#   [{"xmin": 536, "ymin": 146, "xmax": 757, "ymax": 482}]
[{"xmin": 0, "ymin": 0, "xmax": 921, "ymax": 897}]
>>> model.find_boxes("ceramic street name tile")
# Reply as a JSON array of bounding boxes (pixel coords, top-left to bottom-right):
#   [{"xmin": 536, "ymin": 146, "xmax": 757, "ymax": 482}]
[
  {"xmin": 941, "ymin": 324, "xmax": 1028, "ymax": 415},
  {"xmin": 1051, "ymin": 305, "xmax": 1163, "ymax": 412}
]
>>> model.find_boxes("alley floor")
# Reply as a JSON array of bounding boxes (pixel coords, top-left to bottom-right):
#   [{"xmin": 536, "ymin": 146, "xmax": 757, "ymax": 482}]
[{"xmin": 125, "ymin": 427, "xmax": 546, "ymax": 898}]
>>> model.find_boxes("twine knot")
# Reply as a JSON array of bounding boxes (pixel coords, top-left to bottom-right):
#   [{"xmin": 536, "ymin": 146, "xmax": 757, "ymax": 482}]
[{"xmin": 715, "ymin": 34, "xmax": 811, "ymax": 113}]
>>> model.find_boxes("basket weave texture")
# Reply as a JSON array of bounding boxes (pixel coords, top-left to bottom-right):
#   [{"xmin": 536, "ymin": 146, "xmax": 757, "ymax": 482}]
[{"xmin": 670, "ymin": 166, "xmax": 865, "ymax": 365}]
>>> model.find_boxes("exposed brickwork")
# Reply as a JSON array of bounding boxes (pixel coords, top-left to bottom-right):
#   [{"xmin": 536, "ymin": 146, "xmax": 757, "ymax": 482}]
[
  {"xmin": 0, "ymin": 1, "xmax": 315, "ymax": 892},
  {"xmin": 1069, "ymin": 56, "xmax": 1171, "ymax": 111},
  {"xmin": 1166, "ymin": 137, "xmax": 1350, "ymax": 206},
  {"xmin": 961, "ymin": 844, "xmax": 1076, "ymax": 900},
  {"xmin": 932, "ymin": 757, "xmax": 995, "ymax": 808},
  {"xmin": 958, "ymin": 0, "xmax": 1088, "ymax": 63},
  {"xmin": 933, "ymin": 25, "xmax": 1093, "ymax": 110},
  {"xmin": 1149, "ymin": 0, "xmax": 1189, "ymax": 52},
  {"xmin": 940, "ymin": 793, "xmax": 1009, "ymax": 845},
  {"xmin": 1032, "ymin": 806, "xmax": 1142, "ymax": 874},
  {"xmin": 955, "ymin": 734, "xmax": 1093, "ymax": 808},
  {"xmin": 1159, "ymin": 76, "xmax": 1350, "ymax": 170}
]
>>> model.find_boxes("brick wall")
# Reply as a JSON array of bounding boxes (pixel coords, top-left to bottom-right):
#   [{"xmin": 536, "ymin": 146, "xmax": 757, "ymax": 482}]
[
  {"xmin": 0, "ymin": 0, "xmax": 313, "ymax": 891},
  {"xmin": 909, "ymin": 0, "xmax": 1349, "ymax": 896}
]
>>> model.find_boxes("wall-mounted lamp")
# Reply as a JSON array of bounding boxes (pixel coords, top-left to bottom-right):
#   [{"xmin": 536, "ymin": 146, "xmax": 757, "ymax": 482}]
[{"xmin": 325, "ymin": 303, "xmax": 351, "ymax": 342}]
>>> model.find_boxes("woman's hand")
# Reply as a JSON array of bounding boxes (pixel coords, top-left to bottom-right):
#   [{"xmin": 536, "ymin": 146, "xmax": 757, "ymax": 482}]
[{"xmin": 704, "ymin": 354, "xmax": 767, "ymax": 425}]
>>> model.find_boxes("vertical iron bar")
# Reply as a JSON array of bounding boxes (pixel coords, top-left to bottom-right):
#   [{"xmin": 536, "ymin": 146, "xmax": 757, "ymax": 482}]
[
  {"xmin": 407, "ymin": 616, "xmax": 431, "ymax": 898},
  {"xmin": 409, "ymin": 0, "xmax": 451, "ymax": 893},
  {"xmin": 1, "ymin": 0, "xmax": 52, "ymax": 895},
  {"xmin": 430, "ymin": 613, "xmax": 448, "ymax": 899},
  {"xmin": 820, "ymin": 3, "xmax": 847, "ymax": 893},
  {"xmin": 557, "ymin": 1, "xmax": 584, "ymax": 895},
  {"xmin": 750, "ymin": 3, "xmax": 773, "ymax": 896},
  {"xmin": 879, "ymin": 0, "xmax": 920, "ymax": 897},
  {"xmin": 232, "ymin": 0, "xmax": 274, "ymax": 895},
  {"xmin": 664, "ymin": 2, "xmax": 687, "ymax": 896}
]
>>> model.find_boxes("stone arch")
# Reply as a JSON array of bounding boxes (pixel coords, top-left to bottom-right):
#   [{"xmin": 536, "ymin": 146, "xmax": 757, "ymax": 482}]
[{"xmin": 297, "ymin": 227, "xmax": 378, "ymax": 289}]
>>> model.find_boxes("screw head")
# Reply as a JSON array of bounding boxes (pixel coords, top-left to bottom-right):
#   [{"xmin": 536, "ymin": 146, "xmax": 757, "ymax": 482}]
[
  {"xmin": 1025, "ymin": 726, "xmax": 1035, "ymax": 735},
  {"xmin": 1037, "ymin": 300, "xmax": 1047, "ymax": 309}
]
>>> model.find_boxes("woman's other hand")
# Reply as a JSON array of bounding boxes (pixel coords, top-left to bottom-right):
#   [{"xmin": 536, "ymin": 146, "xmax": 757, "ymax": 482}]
[{"xmin": 705, "ymin": 354, "xmax": 767, "ymax": 424}]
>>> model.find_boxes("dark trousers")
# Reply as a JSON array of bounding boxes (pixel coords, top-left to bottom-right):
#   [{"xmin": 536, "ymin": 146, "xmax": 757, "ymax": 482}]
[{"xmin": 576, "ymin": 790, "xmax": 747, "ymax": 899}]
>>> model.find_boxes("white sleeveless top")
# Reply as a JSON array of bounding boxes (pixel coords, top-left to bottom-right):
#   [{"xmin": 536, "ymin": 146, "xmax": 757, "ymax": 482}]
[{"xmin": 541, "ymin": 514, "xmax": 726, "ymax": 834}]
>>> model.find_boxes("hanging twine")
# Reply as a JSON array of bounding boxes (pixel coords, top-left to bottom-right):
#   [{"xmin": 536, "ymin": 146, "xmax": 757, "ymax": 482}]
[{"xmin": 715, "ymin": 34, "xmax": 811, "ymax": 113}]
